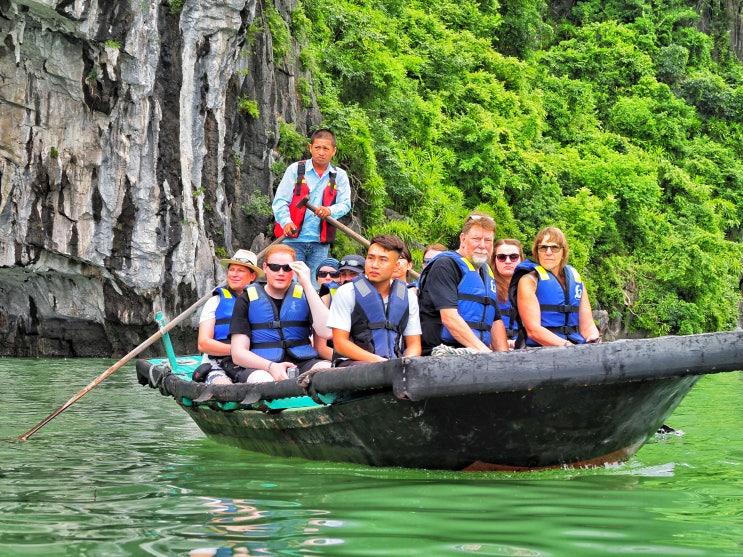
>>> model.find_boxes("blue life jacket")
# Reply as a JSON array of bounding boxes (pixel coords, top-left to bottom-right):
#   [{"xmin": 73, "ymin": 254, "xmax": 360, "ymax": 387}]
[
  {"xmin": 343, "ymin": 276, "xmax": 410, "ymax": 359},
  {"xmin": 319, "ymin": 280, "xmax": 341, "ymax": 299},
  {"xmin": 509, "ymin": 259, "xmax": 586, "ymax": 346},
  {"xmin": 498, "ymin": 301, "xmax": 519, "ymax": 340},
  {"xmin": 212, "ymin": 286, "xmax": 240, "ymax": 342},
  {"xmin": 244, "ymin": 283, "xmax": 318, "ymax": 361},
  {"xmin": 437, "ymin": 251, "xmax": 499, "ymax": 347}
]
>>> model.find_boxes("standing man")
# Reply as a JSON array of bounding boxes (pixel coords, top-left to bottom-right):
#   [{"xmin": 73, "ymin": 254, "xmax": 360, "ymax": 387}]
[
  {"xmin": 327, "ymin": 235, "xmax": 421, "ymax": 366},
  {"xmin": 196, "ymin": 249, "xmax": 263, "ymax": 384},
  {"xmin": 417, "ymin": 211, "xmax": 509, "ymax": 356},
  {"xmin": 272, "ymin": 128, "xmax": 351, "ymax": 288},
  {"xmin": 229, "ymin": 245, "xmax": 332, "ymax": 383}
]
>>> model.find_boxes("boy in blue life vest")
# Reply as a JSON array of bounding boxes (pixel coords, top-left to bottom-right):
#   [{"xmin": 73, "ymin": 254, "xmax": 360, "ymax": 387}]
[
  {"xmin": 196, "ymin": 249, "xmax": 263, "ymax": 384},
  {"xmin": 326, "ymin": 235, "xmax": 422, "ymax": 366},
  {"xmin": 417, "ymin": 211, "xmax": 509, "ymax": 356},
  {"xmin": 271, "ymin": 128, "xmax": 351, "ymax": 289},
  {"xmin": 228, "ymin": 244, "xmax": 332, "ymax": 383}
]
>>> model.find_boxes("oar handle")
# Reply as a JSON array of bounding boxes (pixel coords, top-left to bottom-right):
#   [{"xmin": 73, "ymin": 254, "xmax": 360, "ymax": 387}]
[
  {"xmin": 299, "ymin": 197, "xmax": 420, "ymax": 278},
  {"xmin": 299, "ymin": 197, "xmax": 370, "ymax": 247}
]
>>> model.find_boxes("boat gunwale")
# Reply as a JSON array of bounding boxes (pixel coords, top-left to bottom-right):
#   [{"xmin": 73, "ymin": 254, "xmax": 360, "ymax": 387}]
[{"xmin": 136, "ymin": 330, "xmax": 743, "ymax": 407}]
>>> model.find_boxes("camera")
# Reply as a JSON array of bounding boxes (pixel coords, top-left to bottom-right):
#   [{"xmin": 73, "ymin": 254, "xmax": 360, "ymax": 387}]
[{"xmin": 286, "ymin": 366, "xmax": 299, "ymax": 379}]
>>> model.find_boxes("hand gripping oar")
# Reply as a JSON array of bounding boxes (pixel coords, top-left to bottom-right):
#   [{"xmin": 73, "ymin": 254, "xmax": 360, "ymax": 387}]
[
  {"xmin": 3, "ymin": 234, "xmax": 286, "ymax": 442},
  {"xmin": 297, "ymin": 196, "xmax": 420, "ymax": 279}
]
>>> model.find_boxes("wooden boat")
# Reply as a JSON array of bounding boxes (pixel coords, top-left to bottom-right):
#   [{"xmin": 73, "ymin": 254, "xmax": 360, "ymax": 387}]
[{"xmin": 136, "ymin": 330, "xmax": 743, "ymax": 471}]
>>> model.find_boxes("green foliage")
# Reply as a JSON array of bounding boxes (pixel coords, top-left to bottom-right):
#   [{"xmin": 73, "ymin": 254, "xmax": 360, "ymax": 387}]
[
  {"xmin": 245, "ymin": 21, "xmax": 264, "ymax": 47},
  {"xmin": 264, "ymin": 2, "xmax": 291, "ymax": 60},
  {"xmin": 538, "ymin": 22, "xmax": 656, "ymax": 117},
  {"xmin": 242, "ymin": 191, "xmax": 274, "ymax": 219},
  {"xmin": 276, "ymin": 121, "xmax": 309, "ymax": 163},
  {"xmin": 237, "ymin": 96, "xmax": 260, "ymax": 118},
  {"xmin": 104, "ymin": 40, "xmax": 122, "ymax": 49},
  {"xmin": 166, "ymin": 0, "xmax": 183, "ymax": 14},
  {"xmin": 607, "ymin": 77, "xmax": 698, "ymax": 153},
  {"xmin": 287, "ymin": 0, "xmax": 743, "ymax": 335},
  {"xmin": 297, "ymin": 78, "xmax": 313, "ymax": 109},
  {"xmin": 496, "ymin": 0, "xmax": 551, "ymax": 58}
]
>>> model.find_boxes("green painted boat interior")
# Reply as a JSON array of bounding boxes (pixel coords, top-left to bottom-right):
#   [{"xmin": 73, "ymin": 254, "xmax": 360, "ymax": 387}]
[{"xmin": 145, "ymin": 355, "xmax": 330, "ymax": 410}]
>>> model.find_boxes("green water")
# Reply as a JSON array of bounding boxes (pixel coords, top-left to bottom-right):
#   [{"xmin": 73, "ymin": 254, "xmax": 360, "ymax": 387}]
[{"xmin": 1, "ymin": 358, "xmax": 741, "ymax": 557}]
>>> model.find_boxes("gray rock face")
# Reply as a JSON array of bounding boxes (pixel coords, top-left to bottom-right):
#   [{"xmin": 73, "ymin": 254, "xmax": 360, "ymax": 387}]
[{"xmin": 0, "ymin": 0, "xmax": 320, "ymax": 356}]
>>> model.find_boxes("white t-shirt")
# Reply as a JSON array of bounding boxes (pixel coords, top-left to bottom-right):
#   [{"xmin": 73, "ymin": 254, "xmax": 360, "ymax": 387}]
[
  {"xmin": 199, "ymin": 295, "xmax": 222, "ymax": 365},
  {"xmin": 199, "ymin": 296, "xmax": 220, "ymax": 323},
  {"xmin": 327, "ymin": 281, "xmax": 421, "ymax": 337}
]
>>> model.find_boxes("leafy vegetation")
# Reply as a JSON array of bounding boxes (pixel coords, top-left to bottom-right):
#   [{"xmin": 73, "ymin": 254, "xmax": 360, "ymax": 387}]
[
  {"xmin": 273, "ymin": 0, "xmax": 743, "ymax": 336},
  {"xmin": 238, "ymin": 96, "xmax": 260, "ymax": 118}
]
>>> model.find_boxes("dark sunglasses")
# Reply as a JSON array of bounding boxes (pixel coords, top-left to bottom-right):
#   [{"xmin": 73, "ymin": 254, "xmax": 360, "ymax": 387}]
[
  {"xmin": 495, "ymin": 253, "xmax": 520, "ymax": 262},
  {"xmin": 266, "ymin": 263, "xmax": 293, "ymax": 272},
  {"xmin": 317, "ymin": 270, "xmax": 340, "ymax": 278}
]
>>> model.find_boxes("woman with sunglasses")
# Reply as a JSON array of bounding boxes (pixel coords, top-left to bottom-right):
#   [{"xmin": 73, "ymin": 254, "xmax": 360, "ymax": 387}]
[
  {"xmin": 313, "ymin": 257, "xmax": 341, "ymax": 360},
  {"xmin": 513, "ymin": 227, "xmax": 600, "ymax": 347},
  {"xmin": 491, "ymin": 239, "xmax": 524, "ymax": 348},
  {"xmin": 315, "ymin": 257, "xmax": 340, "ymax": 288}
]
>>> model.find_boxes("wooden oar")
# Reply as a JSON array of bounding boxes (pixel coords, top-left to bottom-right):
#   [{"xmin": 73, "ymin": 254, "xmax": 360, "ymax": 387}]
[
  {"xmin": 297, "ymin": 196, "xmax": 420, "ymax": 279},
  {"xmin": 3, "ymin": 235, "xmax": 286, "ymax": 442}
]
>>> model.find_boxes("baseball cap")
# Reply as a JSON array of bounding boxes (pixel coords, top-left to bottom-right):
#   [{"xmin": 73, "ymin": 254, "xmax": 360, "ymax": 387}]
[{"xmin": 338, "ymin": 254, "xmax": 365, "ymax": 273}]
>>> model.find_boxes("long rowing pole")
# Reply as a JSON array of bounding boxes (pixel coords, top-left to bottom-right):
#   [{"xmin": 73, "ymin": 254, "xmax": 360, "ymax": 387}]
[
  {"xmin": 297, "ymin": 196, "xmax": 420, "ymax": 278},
  {"xmin": 3, "ymin": 234, "xmax": 286, "ymax": 442}
]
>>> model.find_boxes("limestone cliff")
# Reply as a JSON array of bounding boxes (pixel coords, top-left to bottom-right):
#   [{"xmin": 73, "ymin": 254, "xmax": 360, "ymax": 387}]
[{"xmin": 0, "ymin": 0, "xmax": 320, "ymax": 356}]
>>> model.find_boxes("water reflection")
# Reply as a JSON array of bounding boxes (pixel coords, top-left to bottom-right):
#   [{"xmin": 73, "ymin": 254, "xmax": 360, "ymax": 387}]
[{"xmin": 186, "ymin": 497, "xmax": 345, "ymax": 556}]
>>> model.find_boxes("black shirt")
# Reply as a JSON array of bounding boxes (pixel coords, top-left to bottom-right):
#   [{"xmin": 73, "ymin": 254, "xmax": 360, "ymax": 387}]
[
  {"xmin": 417, "ymin": 255, "xmax": 501, "ymax": 355},
  {"xmin": 229, "ymin": 290, "xmax": 286, "ymax": 338}
]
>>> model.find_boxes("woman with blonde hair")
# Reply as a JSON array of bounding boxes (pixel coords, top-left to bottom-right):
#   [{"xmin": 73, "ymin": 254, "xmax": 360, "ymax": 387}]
[{"xmin": 513, "ymin": 227, "xmax": 600, "ymax": 347}]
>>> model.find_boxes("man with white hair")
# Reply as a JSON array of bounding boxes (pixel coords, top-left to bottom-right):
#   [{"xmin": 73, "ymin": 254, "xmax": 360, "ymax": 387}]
[{"xmin": 417, "ymin": 211, "xmax": 508, "ymax": 356}]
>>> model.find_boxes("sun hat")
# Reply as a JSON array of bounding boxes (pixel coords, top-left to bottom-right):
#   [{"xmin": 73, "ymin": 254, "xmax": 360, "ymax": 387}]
[
  {"xmin": 315, "ymin": 257, "xmax": 340, "ymax": 276},
  {"xmin": 220, "ymin": 249, "xmax": 264, "ymax": 277},
  {"xmin": 338, "ymin": 254, "xmax": 365, "ymax": 273}
]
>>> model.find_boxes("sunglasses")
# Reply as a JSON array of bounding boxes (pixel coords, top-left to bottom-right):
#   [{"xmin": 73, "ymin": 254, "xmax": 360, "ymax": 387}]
[
  {"xmin": 537, "ymin": 245, "xmax": 564, "ymax": 253},
  {"xmin": 266, "ymin": 263, "xmax": 293, "ymax": 272},
  {"xmin": 317, "ymin": 270, "xmax": 340, "ymax": 278},
  {"xmin": 495, "ymin": 253, "xmax": 520, "ymax": 262},
  {"xmin": 465, "ymin": 213, "xmax": 495, "ymax": 223}
]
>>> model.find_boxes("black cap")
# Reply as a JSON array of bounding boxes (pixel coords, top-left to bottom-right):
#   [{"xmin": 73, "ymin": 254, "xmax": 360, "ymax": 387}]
[{"xmin": 338, "ymin": 254, "xmax": 365, "ymax": 272}]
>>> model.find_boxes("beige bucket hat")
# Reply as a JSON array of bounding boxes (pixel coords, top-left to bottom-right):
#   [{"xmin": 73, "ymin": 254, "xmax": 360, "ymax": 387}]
[{"xmin": 220, "ymin": 249, "xmax": 264, "ymax": 277}]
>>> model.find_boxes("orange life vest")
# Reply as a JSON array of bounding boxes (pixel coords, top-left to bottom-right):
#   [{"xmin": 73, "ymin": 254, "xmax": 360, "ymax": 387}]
[{"xmin": 273, "ymin": 161, "xmax": 338, "ymax": 243}]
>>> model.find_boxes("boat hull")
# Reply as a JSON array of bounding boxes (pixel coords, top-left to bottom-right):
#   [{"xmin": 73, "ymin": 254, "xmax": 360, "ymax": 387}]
[
  {"xmin": 179, "ymin": 375, "xmax": 698, "ymax": 470},
  {"xmin": 136, "ymin": 330, "xmax": 743, "ymax": 471}
]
